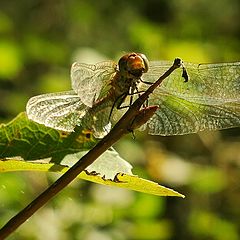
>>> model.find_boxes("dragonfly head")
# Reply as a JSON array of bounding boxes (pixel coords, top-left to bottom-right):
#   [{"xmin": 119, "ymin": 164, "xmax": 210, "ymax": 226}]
[{"xmin": 118, "ymin": 53, "xmax": 149, "ymax": 78}]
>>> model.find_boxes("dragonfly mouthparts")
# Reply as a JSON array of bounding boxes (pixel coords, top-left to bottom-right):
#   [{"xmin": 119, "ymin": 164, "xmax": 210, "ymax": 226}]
[{"xmin": 128, "ymin": 68, "xmax": 145, "ymax": 78}]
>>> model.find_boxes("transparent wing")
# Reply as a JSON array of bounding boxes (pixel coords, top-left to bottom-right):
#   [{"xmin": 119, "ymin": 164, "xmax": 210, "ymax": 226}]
[
  {"xmin": 79, "ymin": 99, "xmax": 114, "ymax": 138},
  {"xmin": 26, "ymin": 91, "xmax": 88, "ymax": 132},
  {"xmin": 71, "ymin": 60, "xmax": 117, "ymax": 107},
  {"xmin": 140, "ymin": 61, "xmax": 240, "ymax": 135}
]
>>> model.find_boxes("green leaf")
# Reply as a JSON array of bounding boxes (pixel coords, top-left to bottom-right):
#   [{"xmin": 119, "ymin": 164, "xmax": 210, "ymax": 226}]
[
  {"xmin": 0, "ymin": 112, "xmax": 97, "ymax": 163},
  {"xmin": 0, "ymin": 158, "xmax": 184, "ymax": 197},
  {"xmin": 0, "ymin": 114, "xmax": 184, "ymax": 197}
]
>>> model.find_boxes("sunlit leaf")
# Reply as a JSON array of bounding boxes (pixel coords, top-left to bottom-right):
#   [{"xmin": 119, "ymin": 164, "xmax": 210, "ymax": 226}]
[
  {"xmin": 61, "ymin": 149, "xmax": 133, "ymax": 180},
  {"xmin": 0, "ymin": 113, "xmax": 184, "ymax": 197},
  {"xmin": 0, "ymin": 158, "xmax": 184, "ymax": 197},
  {"xmin": 0, "ymin": 112, "xmax": 97, "ymax": 163}
]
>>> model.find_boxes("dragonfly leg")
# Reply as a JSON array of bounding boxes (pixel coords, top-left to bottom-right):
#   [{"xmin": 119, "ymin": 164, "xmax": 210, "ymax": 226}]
[
  {"xmin": 108, "ymin": 84, "xmax": 150, "ymax": 122},
  {"xmin": 128, "ymin": 86, "xmax": 134, "ymax": 107},
  {"xmin": 108, "ymin": 93, "xmax": 128, "ymax": 122},
  {"xmin": 140, "ymin": 78, "xmax": 153, "ymax": 85},
  {"xmin": 128, "ymin": 84, "xmax": 142, "ymax": 107},
  {"xmin": 135, "ymin": 85, "xmax": 148, "ymax": 108},
  {"xmin": 116, "ymin": 89, "xmax": 147, "ymax": 109}
]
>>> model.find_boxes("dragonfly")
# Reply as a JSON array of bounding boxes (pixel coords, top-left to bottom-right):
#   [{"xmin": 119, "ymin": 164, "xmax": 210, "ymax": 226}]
[{"xmin": 26, "ymin": 53, "xmax": 240, "ymax": 138}]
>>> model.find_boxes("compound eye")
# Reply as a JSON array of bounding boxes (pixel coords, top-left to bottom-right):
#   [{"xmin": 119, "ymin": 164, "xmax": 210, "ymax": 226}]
[
  {"xmin": 139, "ymin": 53, "xmax": 149, "ymax": 73},
  {"xmin": 118, "ymin": 54, "xmax": 129, "ymax": 71}
]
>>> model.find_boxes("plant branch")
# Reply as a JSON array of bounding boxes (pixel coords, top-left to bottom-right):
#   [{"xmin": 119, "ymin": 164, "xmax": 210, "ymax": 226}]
[{"xmin": 0, "ymin": 58, "xmax": 183, "ymax": 239}]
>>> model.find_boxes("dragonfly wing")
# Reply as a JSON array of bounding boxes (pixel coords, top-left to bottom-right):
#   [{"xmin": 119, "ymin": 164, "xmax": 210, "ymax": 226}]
[
  {"xmin": 71, "ymin": 60, "xmax": 116, "ymax": 107},
  {"xmin": 81, "ymin": 101, "xmax": 113, "ymax": 138},
  {"xmin": 141, "ymin": 61, "xmax": 240, "ymax": 135},
  {"xmin": 26, "ymin": 91, "xmax": 87, "ymax": 132}
]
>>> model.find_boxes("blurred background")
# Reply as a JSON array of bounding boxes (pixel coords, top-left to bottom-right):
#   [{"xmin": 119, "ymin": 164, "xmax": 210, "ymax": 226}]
[{"xmin": 0, "ymin": 0, "xmax": 240, "ymax": 239}]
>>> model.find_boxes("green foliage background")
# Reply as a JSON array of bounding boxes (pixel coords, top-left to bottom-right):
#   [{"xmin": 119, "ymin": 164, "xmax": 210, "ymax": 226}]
[{"xmin": 0, "ymin": 0, "xmax": 239, "ymax": 239}]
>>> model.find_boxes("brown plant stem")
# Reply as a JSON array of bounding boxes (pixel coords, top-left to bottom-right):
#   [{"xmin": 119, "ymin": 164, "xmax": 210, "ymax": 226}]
[{"xmin": 0, "ymin": 58, "xmax": 182, "ymax": 239}]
